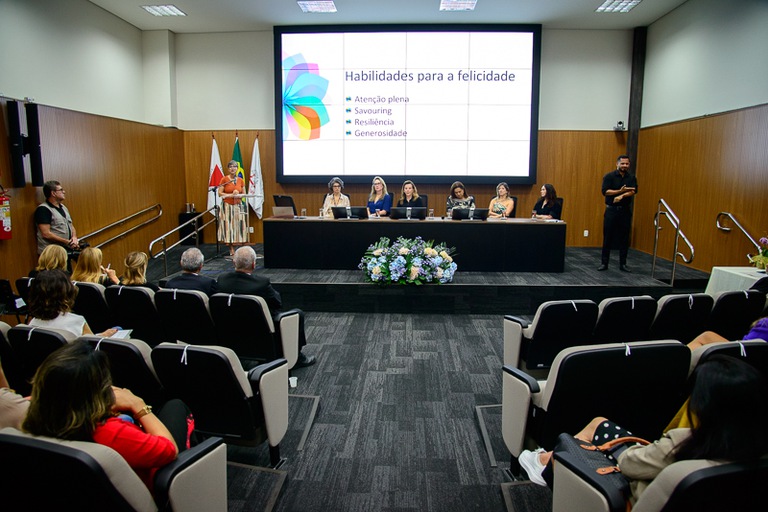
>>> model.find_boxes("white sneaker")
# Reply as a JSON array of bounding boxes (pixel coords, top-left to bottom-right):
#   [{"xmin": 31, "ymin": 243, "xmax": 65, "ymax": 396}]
[{"xmin": 518, "ymin": 448, "xmax": 547, "ymax": 486}]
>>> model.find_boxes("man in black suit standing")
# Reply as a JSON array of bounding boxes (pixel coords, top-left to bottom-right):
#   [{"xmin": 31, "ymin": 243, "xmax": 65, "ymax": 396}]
[
  {"xmin": 598, "ymin": 155, "xmax": 638, "ymax": 272},
  {"xmin": 217, "ymin": 246, "xmax": 316, "ymax": 368},
  {"xmin": 165, "ymin": 248, "xmax": 219, "ymax": 296}
]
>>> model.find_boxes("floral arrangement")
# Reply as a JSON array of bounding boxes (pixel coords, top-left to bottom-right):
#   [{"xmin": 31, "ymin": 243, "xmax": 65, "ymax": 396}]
[
  {"xmin": 359, "ymin": 236, "xmax": 458, "ymax": 284},
  {"xmin": 750, "ymin": 237, "xmax": 768, "ymax": 269}
]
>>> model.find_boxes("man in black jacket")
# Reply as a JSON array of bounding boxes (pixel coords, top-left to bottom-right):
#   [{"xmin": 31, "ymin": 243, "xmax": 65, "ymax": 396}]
[
  {"xmin": 217, "ymin": 246, "xmax": 315, "ymax": 368},
  {"xmin": 165, "ymin": 248, "xmax": 219, "ymax": 296}
]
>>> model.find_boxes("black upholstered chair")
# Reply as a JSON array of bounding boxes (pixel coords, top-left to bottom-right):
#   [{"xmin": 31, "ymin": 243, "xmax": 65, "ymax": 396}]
[
  {"xmin": 14, "ymin": 276, "xmax": 32, "ymax": 305},
  {"xmin": 592, "ymin": 295, "xmax": 657, "ymax": 344},
  {"xmin": 648, "ymin": 293, "xmax": 714, "ymax": 344},
  {"xmin": 505, "ymin": 300, "xmax": 599, "ymax": 372},
  {"xmin": 209, "ymin": 293, "xmax": 300, "ymax": 369},
  {"xmin": 73, "ymin": 281, "xmax": 115, "ymax": 334},
  {"xmin": 552, "ymin": 450, "xmax": 768, "ymax": 512},
  {"xmin": 151, "ymin": 343, "xmax": 289, "ymax": 467},
  {"xmin": 105, "ymin": 286, "xmax": 170, "ymax": 346},
  {"xmin": 689, "ymin": 339, "xmax": 768, "ymax": 377},
  {"xmin": 706, "ymin": 289, "xmax": 765, "ymax": 340},
  {"xmin": 154, "ymin": 289, "xmax": 217, "ymax": 345},
  {"xmin": 502, "ymin": 341, "xmax": 690, "ymax": 475},
  {"xmin": 0, "ymin": 279, "xmax": 28, "ymax": 323},
  {"xmin": 0, "ymin": 427, "xmax": 226, "ymax": 512},
  {"xmin": 0, "ymin": 321, "xmax": 26, "ymax": 394},
  {"xmin": 7, "ymin": 325, "xmax": 75, "ymax": 396},
  {"xmin": 82, "ymin": 335, "xmax": 168, "ymax": 406}
]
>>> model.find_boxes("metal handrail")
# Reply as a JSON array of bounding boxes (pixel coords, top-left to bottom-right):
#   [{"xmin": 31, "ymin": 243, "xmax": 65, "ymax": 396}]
[
  {"xmin": 79, "ymin": 204, "xmax": 163, "ymax": 249},
  {"xmin": 716, "ymin": 212, "xmax": 760, "ymax": 262},
  {"xmin": 148, "ymin": 206, "xmax": 220, "ymax": 277},
  {"xmin": 652, "ymin": 199, "xmax": 694, "ymax": 286}
]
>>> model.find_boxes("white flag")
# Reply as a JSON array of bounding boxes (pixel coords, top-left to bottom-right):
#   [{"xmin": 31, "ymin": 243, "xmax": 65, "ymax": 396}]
[
  {"xmin": 207, "ymin": 137, "xmax": 224, "ymax": 211},
  {"xmin": 248, "ymin": 138, "xmax": 264, "ymax": 218}
]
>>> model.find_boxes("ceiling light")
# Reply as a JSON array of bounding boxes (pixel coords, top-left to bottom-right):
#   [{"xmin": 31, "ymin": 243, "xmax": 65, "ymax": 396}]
[
  {"xmin": 595, "ymin": 0, "xmax": 642, "ymax": 13},
  {"xmin": 141, "ymin": 5, "xmax": 187, "ymax": 17},
  {"xmin": 297, "ymin": 1, "xmax": 337, "ymax": 13},
  {"xmin": 439, "ymin": 0, "xmax": 477, "ymax": 11}
]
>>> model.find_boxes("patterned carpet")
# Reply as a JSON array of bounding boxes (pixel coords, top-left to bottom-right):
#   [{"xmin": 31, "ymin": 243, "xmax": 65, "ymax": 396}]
[{"xmin": 225, "ymin": 312, "xmax": 516, "ymax": 512}]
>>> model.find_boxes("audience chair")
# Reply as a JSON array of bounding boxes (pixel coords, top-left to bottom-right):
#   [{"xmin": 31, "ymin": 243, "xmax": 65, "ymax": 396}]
[
  {"xmin": 501, "ymin": 341, "xmax": 690, "ymax": 476},
  {"xmin": 706, "ymin": 289, "xmax": 765, "ymax": 341},
  {"xmin": 552, "ymin": 447, "xmax": 768, "ymax": 512},
  {"xmin": 155, "ymin": 289, "xmax": 217, "ymax": 345},
  {"xmin": 0, "ymin": 278, "xmax": 28, "ymax": 323},
  {"xmin": 73, "ymin": 281, "xmax": 115, "ymax": 334},
  {"xmin": 592, "ymin": 295, "xmax": 657, "ymax": 344},
  {"xmin": 15, "ymin": 276, "xmax": 33, "ymax": 305},
  {"xmin": 105, "ymin": 286, "xmax": 170, "ymax": 346},
  {"xmin": 0, "ymin": 427, "xmax": 226, "ymax": 512},
  {"xmin": 648, "ymin": 293, "xmax": 714, "ymax": 344},
  {"xmin": 209, "ymin": 293, "xmax": 300, "ymax": 369},
  {"xmin": 82, "ymin": 335, "xmax": 169, "ymax": 406},
  {"xmin": 504, "ymin": 300, "xmax": 599, "ymax": 372},
  {"xmin": 7, "ymin": 325, "xmax": 76, "ymax": 396},
  {"xmin": 689, "ymin": 339, "xmax": 768, "ymax": 377},
  {"xmin": 0, "ymin": 321, "xmax": 26, "ymax": 393},
  {"xmin": 151, "ymin": 343, "xmax": 289, "ymax": 468}
]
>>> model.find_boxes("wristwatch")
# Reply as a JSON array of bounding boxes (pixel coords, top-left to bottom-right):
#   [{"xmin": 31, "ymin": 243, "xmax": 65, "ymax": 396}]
[{"xmin": 133, "ymin": 404, "xmax": 153, "ymax": 421}]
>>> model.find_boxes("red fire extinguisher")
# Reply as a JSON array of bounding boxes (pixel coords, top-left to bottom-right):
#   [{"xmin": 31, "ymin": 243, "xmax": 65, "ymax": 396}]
[{"xmin": 0, "ymin": 185, "xmax": 11, "ymax": 240}]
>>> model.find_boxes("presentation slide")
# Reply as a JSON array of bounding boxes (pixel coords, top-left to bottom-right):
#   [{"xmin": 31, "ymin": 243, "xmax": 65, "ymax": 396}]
[{"xmin": 274, "ymin": 25, "xmax": 541, "ymax": 184}]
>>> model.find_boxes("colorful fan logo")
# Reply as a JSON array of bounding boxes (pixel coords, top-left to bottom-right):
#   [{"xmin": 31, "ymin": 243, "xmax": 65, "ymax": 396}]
[{"xmin": 282, "ymin": 54, "xmax": 330, "ymax": 141}]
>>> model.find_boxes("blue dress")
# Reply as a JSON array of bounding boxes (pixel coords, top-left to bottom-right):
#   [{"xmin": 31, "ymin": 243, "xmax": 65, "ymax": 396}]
[{"xmin": 367, "ymin": 194, "xmax": 392, "ymax": 215}]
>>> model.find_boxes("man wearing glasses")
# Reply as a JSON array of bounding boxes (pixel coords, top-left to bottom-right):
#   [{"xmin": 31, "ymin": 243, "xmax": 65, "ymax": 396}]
[{"xmin": 35, "ymin": 180, "xmax": 79, "ymax": 254}]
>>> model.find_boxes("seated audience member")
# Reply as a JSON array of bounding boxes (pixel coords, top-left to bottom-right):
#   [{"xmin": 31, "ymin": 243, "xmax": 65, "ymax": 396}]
[
  {"xmin": 121, "ymin": 251, "xmax": 159, "ymax": 292},
  {"xmin": 687, "ymin": 316, "xmax": 768, "ymax": 350},
  {"xmin": 321, "ymin": 177, "xmax": 350, "ymax": 218},
  {"xmin": 396, "ymin": 180, "xmax": 425, "ymax": 208},
  {"xmin": 27, "ymin": 270, "xmax": 117, "ymax": 338},
  {"xmin": 165, "ymin": 247, "xmax": 219, "ymax": 297},
  {"xmin": 445, "ymin": 181, "xmax": 475, "ymax": 216},
  {"xmin": 217, "ymin": 246, "xmax": 316, "ymax": 368},
  {"xmin": 367, "ymin": 176, "xmax": 392, "ymax": 217},
  {"xmin": 71, "ymin": 247, "xmax": 119, "ymax": 286},
  {"xmin": 0, "ymin": 360, "xmax": 29, "ymax": 429},
  {"xmin": 488, "ymin": 182, "xmax": 515, "ymax": 218},
  {"xmin": 29, "ymin": 244, "xmax": 69, "ymax": 278},
  {"xmin": 22, "ymin": 340, "xmax": 195, "ymax": 492},
  {"xmin": 532, "ymin": 184, "xmax": 562, "ymax": 220},
  {"xmin": 518, "ymin": 355, "xmax": 768, "ymax": 507}
]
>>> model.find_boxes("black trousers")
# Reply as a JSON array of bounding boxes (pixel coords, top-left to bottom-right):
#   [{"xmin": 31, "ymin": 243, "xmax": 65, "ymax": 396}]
[
  {"xmin": 601, "ymin": 206, "xmax": 632, "ymax": 266},
  {"xmin": 156, "ymin": 398, "xmax": 193, "ymax": 451}
]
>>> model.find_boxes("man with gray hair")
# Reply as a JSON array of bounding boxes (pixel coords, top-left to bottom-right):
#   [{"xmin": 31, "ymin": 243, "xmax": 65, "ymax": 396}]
[
  {"xmin": 165, "ymin": 247, "xmax": 219, "ymax": 297},
  {"xmin": 218, "ymin": 246, "xmax": 315, "ymax": 368}
]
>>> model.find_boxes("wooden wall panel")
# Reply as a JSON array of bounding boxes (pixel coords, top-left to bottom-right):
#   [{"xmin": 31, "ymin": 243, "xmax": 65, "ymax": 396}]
[
  {"xmin": 183, "ymin": 129, "xmax": 626, "ymax": 248},
  {"xmin": 633, "ymin": 104, "xmax": 768, "ymax": 273},
  {"xmin": 0, "ymin": 106, "xmax": 186, "ymax": 286}
]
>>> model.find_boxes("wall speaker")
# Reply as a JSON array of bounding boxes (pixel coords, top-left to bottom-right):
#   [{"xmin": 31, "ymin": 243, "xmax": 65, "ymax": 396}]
[
  {"xmin": 25, "ymin": 103, "xmax": 44, "ymax": 186},
  {"xmin": 6, "ymin": 100, "xmax": 26, "ymax": 188}
]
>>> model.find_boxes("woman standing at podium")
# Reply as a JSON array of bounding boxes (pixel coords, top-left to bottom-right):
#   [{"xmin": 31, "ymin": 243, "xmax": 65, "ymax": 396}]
[
  {"xmin": 217, "ymin": 160, "xmax": 247, "ymax": 257},
  {"xmin": 321, "ymin": 177, "xmax": 350, "ymax": 218}
]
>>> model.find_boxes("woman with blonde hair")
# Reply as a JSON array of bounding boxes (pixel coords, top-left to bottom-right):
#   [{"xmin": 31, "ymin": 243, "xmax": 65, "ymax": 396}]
[
  {"xmin": 488, "ymin": 182, "xmax": 515, "ymax": 218},
  {"xmin": 121, "ymin": 251, "xmax": 159, "ymax": 291},
  {"xmin": 71, "ymin": 247, "xmax": 119, "ymax": 286},
  {"xmin": 396, "ymin": 180, "xmax": 425, "ymax": 208},
  {"xmin": 29, "ymin": 244, "xmax": 69, "ymax": 278},
  {"xmin": 367, "ymin": 176, "xmax": 392, "ymax": 216}
]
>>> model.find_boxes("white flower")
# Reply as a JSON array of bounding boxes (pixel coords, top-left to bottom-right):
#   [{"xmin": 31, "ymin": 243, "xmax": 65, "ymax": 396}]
[
  {"xmin": 436, "ymin": 268, "xmax": 444, "ymax": 278},
  {"xmin": 399, "ymin": 247, "xmax": 410, "ymax": 255},
  {"xmin": 409, "ymin": 266, "xmax": 420, "ymax": 280},
  {"xmin": 373, "ymin": 248, "xmax": 383, "ymax": 256},
  {"xmin": 424, "ymin": 247, "xmax": 438, "ymax": 257},
  {"xmin": 439, "ymin": 250, "xmax": 453, "ymax": 263},
  {"xmin": 372, "ymin": 266, "xmax": 381, "ymax": 275}
]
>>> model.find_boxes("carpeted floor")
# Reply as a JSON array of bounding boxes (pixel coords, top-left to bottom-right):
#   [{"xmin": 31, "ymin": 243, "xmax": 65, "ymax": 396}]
[
  {"xmin": 221, "ymin": 312, "xmax": 520, "ymax": 512},
  {"xmin": 227, "ymin": 462, "xmax": 288, "ymax": 512}
]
